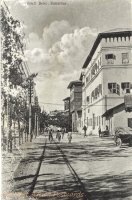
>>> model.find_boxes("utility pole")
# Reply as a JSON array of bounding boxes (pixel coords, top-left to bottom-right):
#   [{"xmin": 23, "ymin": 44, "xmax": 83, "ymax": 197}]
[
  {"xmin": 37, "ymin": 115, "xmax": 39, "ymax": 136},
  {"xmin": 34, "ymin": 96, "xmax": 39, "ymax": 137},
  {"xmin": 29, "ymin": 79, "xmax": 32, "ymax": 142},
  {"xmin": 34, "ymin": 112, "xmax": 37, "ymax": 138},
  {"xmin": 28, "ymin": 73, "xmax": 38, "ymax": 142}
]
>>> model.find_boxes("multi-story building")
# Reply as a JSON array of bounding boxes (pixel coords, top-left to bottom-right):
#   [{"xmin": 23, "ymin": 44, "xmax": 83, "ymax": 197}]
[
  {"xmin": 81, "ymin": 29, "xmax": 132, "ymax": 135},
  {"xmin": 67, "ymin": 80, "xmax": 83, "ymax": 132},
  {"xmin": 63, "ymin": 97, "xmax": 70, "ymax": 111},
  {"xmin": 63, "ymin": 97, "xmax": 72, "ymax": 131}
]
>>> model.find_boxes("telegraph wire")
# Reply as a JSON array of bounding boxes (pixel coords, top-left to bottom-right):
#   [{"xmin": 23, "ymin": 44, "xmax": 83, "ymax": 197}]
[{"xmin": 38, "ymin": 101, "xmax": 118, "ymax": 107}]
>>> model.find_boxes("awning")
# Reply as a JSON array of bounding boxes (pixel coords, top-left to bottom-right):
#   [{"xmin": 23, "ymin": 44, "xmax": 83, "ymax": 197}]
[
  {"xmin": 102, "ymin": 108, "xmax": 113, "ymax": 117},
  {"xmin": 102, "ymin": 103, "xmax": 124, "ymax": 117}
]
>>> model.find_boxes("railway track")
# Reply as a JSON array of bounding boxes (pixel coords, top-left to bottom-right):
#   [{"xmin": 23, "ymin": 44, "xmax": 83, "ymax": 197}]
[
  {"xmin": 28, "ymin": 135, "xmax": 92, "ymax": 200},
  {"xmin": 54, "ymin": 140, "xmax": 92, "ymax": 200}
]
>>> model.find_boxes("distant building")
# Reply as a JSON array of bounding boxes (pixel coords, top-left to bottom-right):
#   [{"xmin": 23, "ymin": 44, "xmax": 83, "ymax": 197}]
[
  {"xmin": 63, "ymin": 97, "xmax": 72, "ymax": 131},
  {"xmin": 49, "ymin": 110, "xmax": 64, "ymax": 117},
  {"xmin": 67, "ymin": 80, "xmax": 83, "ymax": 132},
  {"xmin": 63, "ymin": 97, "xmax": 70, "ymax": 111},
  {"xmin": 81, "ymin": 29, "xmax": 132, "ymax": 135}
]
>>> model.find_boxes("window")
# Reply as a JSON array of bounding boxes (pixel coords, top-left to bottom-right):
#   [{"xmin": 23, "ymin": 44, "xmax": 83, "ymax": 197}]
[
  {"xmin": 91, "ymin": 84, "xmax": 102, "ymax": 102},
  {"xmin": 99, "ymin": 84, "xmax": 102, "ymax": 95},
  {"xmin": 86, "ymin": 73, "xmax": 91, "ymax": 83},
  {"xmin": 108, "ymin": 83, "xmax": 116, "ymax": 93},
  {"xmin": 100, "ymin": 57, "xmax": 101, "ymax": 65},
  {"xmin": 93, "ymin": 114, "xmax": 95, "ymax": 129},
  {"xmin": 98, "ymin": 60, "xmax": 99, "ymax": 67},
  {"xmin": 95, "ymin": 63, "xmax": 98, "ymax": 71},
  {"xmin": 91, "ymin": 67, "xmax": 95, "ymax": 76},
  {"xmin": 105, "ymin": 54, "xmax": 116, "ymax": 64},
  {"xmin": 121, "ymin": 82, "xmax": 130, "ymax": 93},
  {"xmin": 95, "ymin": 86, "xmax": 99, "ymax": 98},
  {"xmin": 122, "ymin": 53, "xmax": 129, "ymax": 64},
  {"xmin": 91, "ymin": 95, "xmax": 92, "ymax": 103},
  {"xmin": 94, "ymin": 117, "xmax": 97, "ymax": 126},
  {"xmin": 108, "ymin": 83, "xmax": 120, "ymax": 95},
  {"xmin": 128, "ymin": 118, "xmax": 132, "ymax": 128},
  {"xmin": 91, "ymin": 90, "xmax": 95, "ymax": 99},
  {"xmin": 86, "ymin": 96, "xmax": 90, "ymax": 103}
]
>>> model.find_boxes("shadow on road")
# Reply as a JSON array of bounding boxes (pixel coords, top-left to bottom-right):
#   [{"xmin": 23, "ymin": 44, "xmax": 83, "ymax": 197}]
[
  {"xmin": 83, "ymin": 172, "xmax": 132, "ymax": 200},
  {"xmin": 13, "ymin": 136, "xmax": 132, "ymax": 200}
]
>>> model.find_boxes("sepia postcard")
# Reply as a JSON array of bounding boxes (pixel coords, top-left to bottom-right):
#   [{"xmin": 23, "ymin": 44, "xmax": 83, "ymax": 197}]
[{"xmin": 1, "ymin": 0, "xmax": 132, "ymax": 199}]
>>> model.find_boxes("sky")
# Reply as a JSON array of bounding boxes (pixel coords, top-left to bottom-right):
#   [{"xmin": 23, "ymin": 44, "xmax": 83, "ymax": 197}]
[{"xmin": 4, "ymin": 0, "xmax": 132, "ymax": 112}]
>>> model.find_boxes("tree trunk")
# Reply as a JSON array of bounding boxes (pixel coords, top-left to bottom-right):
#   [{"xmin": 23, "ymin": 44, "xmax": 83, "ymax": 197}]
[
  {"xmin": 14, "ymin": 121, "xmax": 16, "ymax": 148},
  {"xmin": 18, "ymin": 119, "xmax": 21, "ymax": 145}
]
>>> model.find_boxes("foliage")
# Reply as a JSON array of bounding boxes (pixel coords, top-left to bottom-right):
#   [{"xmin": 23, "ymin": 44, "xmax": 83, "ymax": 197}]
[
  {"xmin": 48, "ymin": 111, "xmax": 72, "ymax": 131},
  {"xmin": 39, "ymin": 110, "xmax": 49, "ymax": 132},
  {"xmin": 1, "ymin": 4, "xmax": 30, "ymax": 134}
]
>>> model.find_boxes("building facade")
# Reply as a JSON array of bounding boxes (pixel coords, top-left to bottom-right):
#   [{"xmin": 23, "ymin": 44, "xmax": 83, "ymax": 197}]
[
  {"xmin": 67, "ymin": 81, "xmax": 83, "ymax": 132},
  {"xmin": 102, "ymin": 95, "xmax": 132, "ymax": 131},
  {"xmin": 81, "ymin": 29, "xmax": 132, "ymax": 135},
  {"xmin": 63, "ymin": 97, "xmax": 70, "ymax": 111},
  {"xmin": 63, "ymin": 97, "xmax": 72, "ymax": 131}
]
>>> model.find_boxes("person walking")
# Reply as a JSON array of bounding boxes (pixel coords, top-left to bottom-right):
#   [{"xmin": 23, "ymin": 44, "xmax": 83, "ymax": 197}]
[
  {"xmin": 56, "ymin": 129, "xmax": 61, "ymax": 142},
  {"xmin": 49, "ymin": 128, "xmax": 53, "ymax": 143},
  {"xmin": 98, "ymin": 126, "xmax": 101, "ymax": 137},
  {"xmin": 58, "ymin": 132, "xmax": 61, "ymax": 142},
  {"xmin": 62, "ymin": 128, "xmax": 65, "ymax": 139},
  {"xmin": 83, "ymin": 125, "xmax": 87, "ymax": 137},
  {"xmin": 67, "ymin": 132, "xmax": 72, "ymax": 143}
]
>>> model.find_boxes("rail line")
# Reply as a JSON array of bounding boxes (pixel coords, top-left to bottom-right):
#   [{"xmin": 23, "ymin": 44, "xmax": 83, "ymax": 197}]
[
  {"xmin": 53, "ymin": 140, "xmax": 92, "ymax": 200},
  {"xmin": 28, "ymin": 136, "xmax": 92, "ymax": 200}
]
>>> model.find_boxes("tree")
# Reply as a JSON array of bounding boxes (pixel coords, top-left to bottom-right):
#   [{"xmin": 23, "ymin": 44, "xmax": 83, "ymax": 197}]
[
  {"xmin": 39, "ymin": 110, "xmax": 49, "ymax": 132},
  {"xmin": 48, "ymin": 111, "xmax": 72, "ymax": 131},
  {"xmin": 1, "ymin": 3, "xmax": 38, "ymax": 151}
]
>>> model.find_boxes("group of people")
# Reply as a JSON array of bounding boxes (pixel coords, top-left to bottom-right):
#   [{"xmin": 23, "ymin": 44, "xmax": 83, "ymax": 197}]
[
  {"xmin": 47, "ymin": 125, "xmax": 109, "ymax": 143},
  {"xmin": 47, "ymin": 127, "xmax": 72, "ymax": 143}
]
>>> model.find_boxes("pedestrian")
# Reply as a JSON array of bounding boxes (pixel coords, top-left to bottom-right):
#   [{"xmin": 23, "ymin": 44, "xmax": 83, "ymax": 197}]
[
  {"xmin": 49, "ymin": 129, "xmax": 53, "ymax": 143},
  {"xmin": 83, "ymin": 125, "xmax": 87, "ymax": 137},
  {"xmin": 106, "ymin": 125, "xmax": 108, "ymax": 131},
  {"xmin": 62, "ymin": 128, "xmax": 65, "ymax": 139},
  {"xmin": 58, "ymin": 132, "xmax": 61, "ymax": 142},
  {"xmin": 56, "ymin": 130, "xmax": 61, "ymax": 142},
  {"xmin": 67, "ymin": 132, "xmax": 72, "ymax": 143},
  {"xmin": 98, "ymin": 126, "xmax": 101, "ymax": 137}
]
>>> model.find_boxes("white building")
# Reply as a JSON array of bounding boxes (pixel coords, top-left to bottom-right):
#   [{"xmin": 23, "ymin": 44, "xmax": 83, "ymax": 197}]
[{"xmin": 81, "ymin": 29, "xmax": 132, "ymax": 135}]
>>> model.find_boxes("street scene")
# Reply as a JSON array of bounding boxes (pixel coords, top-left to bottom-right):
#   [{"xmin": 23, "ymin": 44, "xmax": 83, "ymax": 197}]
[{"xmin": 1, "ymin": 0, "xmax": 132, "ymax": 199}]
